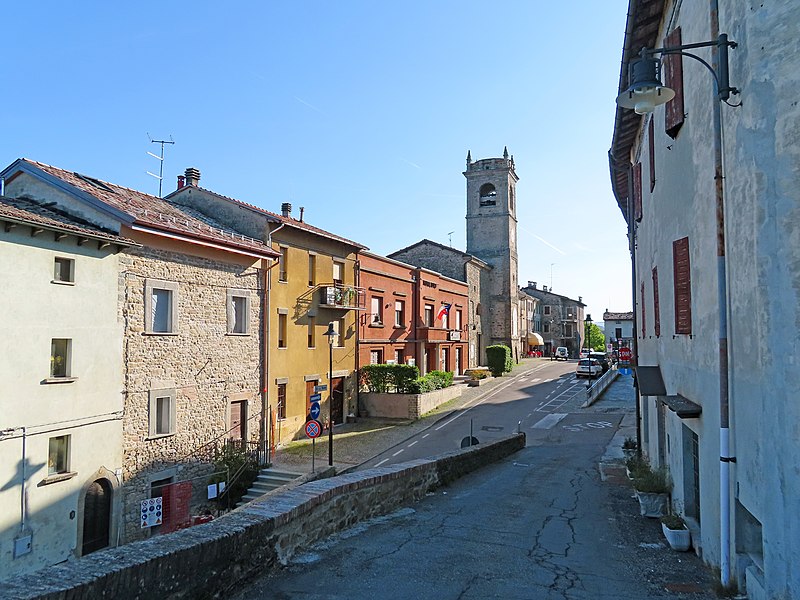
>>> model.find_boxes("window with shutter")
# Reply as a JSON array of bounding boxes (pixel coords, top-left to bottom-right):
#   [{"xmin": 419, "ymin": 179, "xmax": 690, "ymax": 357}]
[
  {"xmin": 673, "ymin": 237, "xmax": 692, "ymax": 334},
  {"xmin": 652, "ymin": 267, "xmax": 661, "ymax": 337},
  {"xmin": 633, "ymin": 162, "xmax": 643, "ymax": 222},
  {"xmin": 648, "ymin": 118, "xmax": 656, "ymax": 192},
  {"xmin": 664, "ymin": 28, "xmax": 685, "ymax": 139},
  {"xmin": 641, "ymin": 281, "xmax": 646, "ymax": 338}
]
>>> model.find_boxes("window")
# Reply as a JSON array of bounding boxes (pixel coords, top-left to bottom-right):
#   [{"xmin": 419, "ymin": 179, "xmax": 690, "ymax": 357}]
[
  {"xmin": 652, "ymin": 267, "xmax": 661, "ymax": 337},
  {"xmin": 395, "ymin": 349, "xmax": 404, "ymax": 364},
  {"xmin": 441, "ymin": 306, "xmax": 449, "ymax": 329},
  {"xmin": 641, "ymin": 281, "xmax": 647, "ymax": 338},
  {"xmin": 278, "ymin": 312, "xmax": 288, "ymax": 348},
  {"xmin": 227, "ymin": 289, "xmax": 250, "ymax": 334},
  {"xmin": 673, "ymin": 237, "xmax": 692, "ymax": 334},
  {"xmin": 565, "ymin": 324, "xmax": 573, "ymax": 338},
  {"xmin": 664, "ymin": 27, "xmax": 685, "ymax": 139},
  {"xmin": 149, "ymin": 389, "xmax": 176, "ymax": 437},
  {"xmin": 455, "ymin": 309, "xmax": 462, "ymax": 331},
  {"xmin": 308, "ymin": 316, "xmax": 316, "ymax": 348},
  {"xmin": 277, "ymin": 383, "xmax": 287, "ymax": 420},
  {"xmin": 333, "ymin": 260, "xmax": 344, "ymax": 285},
  {"xmin": 633, "ymin": 162, "xmax": 643, "ymax": 222},
  {"xmin": 50, "ymin": 338, "xmax": 71, "ymax": 378},
  {"xmin": 48, "ymin": 435, "xmax": 70, "ymax": 475},
  {"xmin": 229, "ymin": 400, "xmax": 246, "ymax": 440},
  {"xmin": 424, "ymin": 304, "xmax": 434, "ymax": 327},
  {"xmin": 336, "ymin": 318, "xmax": 346, "ymax": 347},
  {"xmin": 615, "ymin": 327, "xmax": 623, "ymax": 339},
  {"xmin": 53, "ymin": 257, "xmax": 74, "ymax": 283},
  {"xmin": 394, "ymin": 300, "xmax": 405, "ymax": 327},
  {"xmin": 648, "ymin": 117, "xmax": 656, "ymax": 192},
  {"xmin": 370, "ymin": 349, "xmax": 383, "ymax": 364},
  {"xmin": 544, "ymin": 305, "xmax": 551, "ymax": 316},
  {"xmin": 144, "ymin": 279, "xmax": 178, "ymax": 334},
  {"xmin": 308, "ymin": 254, "xmax": 316, "ymax": 286},
  {"xmin": 544, "ymin": 322, "xmax": 551, "ymax": 334},
  {"xmin": 479, "ymin": 183, "xmax": 497, "ymax": 206},
  {"xmin": 370, "ymin": 296, "xmax": 383, "ymax": 325},
  {"xmin": 278, "ymin": 247, "xmax": 288, "ymax": 282}
]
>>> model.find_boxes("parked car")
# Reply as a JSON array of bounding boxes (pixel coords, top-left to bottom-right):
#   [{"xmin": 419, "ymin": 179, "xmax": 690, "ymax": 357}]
[
  {"xmin": 588, "ymin": 351, "xmax": 610, "ymax": 374},
  {"xmin": 555, "ymin": 346, "xmax": 569, "ymax": 360},
  {"xmin": 576, "ymin": 358, "xmax": 602, "ymax": 378},
  {"xmin": 579, "ymin": 348, "xmax": 591, "ymax": 359}
]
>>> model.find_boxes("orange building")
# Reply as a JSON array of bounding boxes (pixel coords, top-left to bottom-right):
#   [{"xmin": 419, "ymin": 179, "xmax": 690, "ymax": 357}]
[{"xmin": 358, "ymin": 252, "xmax": 468, "ymax": 376}]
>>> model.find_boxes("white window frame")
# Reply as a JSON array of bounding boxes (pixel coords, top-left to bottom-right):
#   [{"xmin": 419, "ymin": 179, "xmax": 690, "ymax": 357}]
[
  {"xmin": 144, "ymin": 279, "xmax": 179, "ymax": 334},
  {"xmin": 149, "ymin": 388, "xmax": 177, "ymax": 438},
  {"xmin": 226, "ymin": 288, "xmax": 250, "ymax": 335},
  {"xmin": 394, "ymin": 300, "xmax": 405, "ymax": 327},
  {"xmin": 53, "ymin": 257, "xmax": 75, "ymax": 284},
  {"xmin": 333, "ymin": 260, "xmax": 344, "ymax": 285},
  {"xmin": 370, "ymin": 296, "xmax": 383, "ymax": 325},
  {"xmin": 48, "ymin": 435, "xmax": 71, "ymax": 475}
]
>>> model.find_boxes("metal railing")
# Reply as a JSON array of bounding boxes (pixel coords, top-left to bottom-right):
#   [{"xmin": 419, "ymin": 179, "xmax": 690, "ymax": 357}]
[{"xmin": 582, "ymin": 366, "xmax": 620, "ymax": 408}]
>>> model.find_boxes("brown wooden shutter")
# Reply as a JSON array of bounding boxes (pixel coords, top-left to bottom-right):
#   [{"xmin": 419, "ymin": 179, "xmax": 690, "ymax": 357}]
[
  {"xmin": 633, "ymin": 162, "xmax": 643, "ymax": 222},
  {"xmin": 664, "ymin": 27, "xmax": 685, "ymax": 139},
  {"xmin": 648, "ymin": 117, "xmax": 656, "ymax": 192},
  {"xmin": 673, "ymin": 237, "xmax": 692, "ymax": 334},
  {"xmin": 641, "ymin": 281, "xmax": 646, "ymax": 338},
  {"xmin": 652, "ymin": 267, "xmax": 661, "ymax": 337}
]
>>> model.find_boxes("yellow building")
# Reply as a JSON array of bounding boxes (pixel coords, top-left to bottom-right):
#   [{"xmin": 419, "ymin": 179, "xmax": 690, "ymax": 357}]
[{"xmin": 169, "ymin": 176, "xmax": 366, "ymax": 445}]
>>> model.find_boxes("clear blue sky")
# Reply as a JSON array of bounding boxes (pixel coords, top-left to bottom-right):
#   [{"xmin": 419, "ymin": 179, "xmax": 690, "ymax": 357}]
[{"xmin": 3, "ymin": 1, "xmax": 632, "ymax": 322}]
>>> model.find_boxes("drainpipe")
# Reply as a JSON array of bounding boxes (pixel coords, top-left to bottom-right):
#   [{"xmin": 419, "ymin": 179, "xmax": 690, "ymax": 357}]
[
  {"xmin": 263, "ymin": 222, "xmax": 286, "ymax": 460},
  {"xmin": 710, "ymin": 0, "xmax": 733, "ymax": 587},
  {"xmin": 354, "ymin": 256, "xmax": 361, "ymax": 419}
]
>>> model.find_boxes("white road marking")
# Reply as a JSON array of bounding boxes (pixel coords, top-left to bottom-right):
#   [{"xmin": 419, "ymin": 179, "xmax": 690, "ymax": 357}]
[
  {"xmin": 532, "ymin": 413, "xmax": 568, "ymax": 429},
  {"xmin": 407, "ymin": 441, "xmax": 418, "ymax": 447},
  {"xmin": 422, "ymin": 433, "xmax": 430, "ymax": 438},
  {"xmin": 392, "ymin": 449, "xmax": 404, "ymax": 457},
  {"xmin": 375, "ymin": 458, "xmax": 388, "ymax": 467},
  {"xmin": 532, "ymin": 378, "xmax": 541, "ymax": 382}
]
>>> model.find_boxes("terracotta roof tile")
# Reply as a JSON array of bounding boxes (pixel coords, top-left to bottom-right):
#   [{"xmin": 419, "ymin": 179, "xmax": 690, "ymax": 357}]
[{"xmin": 603, "ymin": 311, "xmax": 634, "ymax": 321}]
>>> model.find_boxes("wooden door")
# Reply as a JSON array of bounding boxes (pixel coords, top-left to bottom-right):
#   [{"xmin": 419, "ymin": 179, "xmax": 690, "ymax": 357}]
[
  {"xmin": 82, "ymin": 479, "xmax": 111, "ymax": 555},
  {"xmin": 331, "ymin": 377, "xmax": 345, "ymax": 425}
]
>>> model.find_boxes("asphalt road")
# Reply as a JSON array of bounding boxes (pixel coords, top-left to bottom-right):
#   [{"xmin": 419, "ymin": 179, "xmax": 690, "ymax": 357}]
[{"xmin": 232, "ymin": 363, "xmax": 717, "ymax": 599}]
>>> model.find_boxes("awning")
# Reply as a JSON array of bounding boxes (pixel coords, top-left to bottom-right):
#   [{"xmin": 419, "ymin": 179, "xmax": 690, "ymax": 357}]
[
  {"xmin": 634, "ymin": 365, "xmax": 667, "ymax": 396},
  {"xmin": 660, "ymin": 395, "xmax": 702, "ymax": 418},
  {"xmin": 528, "ymin": 333, "xmax": 544, "ymax": 345}
]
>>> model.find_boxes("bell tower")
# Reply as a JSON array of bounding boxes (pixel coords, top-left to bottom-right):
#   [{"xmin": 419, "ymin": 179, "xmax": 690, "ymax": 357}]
[{"xmin": 464, "ymin": 147, "xmax": 521, "ymax": 355}]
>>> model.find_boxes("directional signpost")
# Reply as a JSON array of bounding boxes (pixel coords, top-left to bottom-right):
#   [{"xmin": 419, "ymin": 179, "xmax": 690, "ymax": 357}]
[
  {"xmin": 309, "ymin": 401, "xmax": 321, "ymax": 421},
  {"xmin": 305, "ymin": 418, "xmax": 322, "ymax": 473}
]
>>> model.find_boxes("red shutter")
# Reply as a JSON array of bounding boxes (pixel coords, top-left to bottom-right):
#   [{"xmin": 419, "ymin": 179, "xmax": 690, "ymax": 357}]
[
  {"xmin": 664, "ymin": 27, "xmax": 685, "ymax": 139},
  {"xmin": 633, "ymin": 162, "xmax": 643, "ymax": 222},
  {"xmin": 652, "ymin": 267, "xmax": 661, "ymax": 337},
  {"xmin": 640, "ymin": 281, "xmax": 646, "ymax": 338},
  {"xmin": 648, "ymin": 117, "xmax": 656, "ymax": 192},
  {"xmin": 673, "ymin": 237, "xmax": 692, "ymax": 334}
]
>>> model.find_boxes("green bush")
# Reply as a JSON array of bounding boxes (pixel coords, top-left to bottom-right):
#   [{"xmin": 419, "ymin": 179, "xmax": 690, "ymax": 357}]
[
  {"xmin": 407, "ymin": 376, "xmax": 434, "ymax": 394},
  {"xmin": 208, "ymin": 443, "xmax": 259, "ymax": 508},
  {"xmin": 633, "ymin": 465, "xmax": 672, "ymax": 494},
  {"xmin": 361, "ymin": 364, "xmax": 420, "ymax": 392},
  {"xmin": 427, "ymin": 370, "xmax": 453, "ymax": 390},
  {"xmin": 486, "ymin": 345, "xmax": 513, "ymax": 376}
]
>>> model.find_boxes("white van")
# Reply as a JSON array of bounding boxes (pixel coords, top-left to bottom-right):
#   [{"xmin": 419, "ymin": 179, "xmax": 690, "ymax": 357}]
[{"xmin": 555, "ymin": 347, "xmax": 569, "ymax": 360}]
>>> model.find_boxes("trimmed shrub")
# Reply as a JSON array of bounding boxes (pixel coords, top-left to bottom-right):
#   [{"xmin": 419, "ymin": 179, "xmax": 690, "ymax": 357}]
[
  {"xmin": 361, "ymin": 364, "xmax": 420, "ymax": 392},
  {"xmin": 486, "ymin": 344, "xmax": 513, "ymax": 376},
  {"xmin": 391, "ymin": 364, "xmax": 420, "ymax": 393},
  {"xmin": 407, "ymin": 376, "xmax": 434, "ymax": 394},
  {"xmin": 427, "ymin": 370, "xmax": 454, "ymax": 390}
]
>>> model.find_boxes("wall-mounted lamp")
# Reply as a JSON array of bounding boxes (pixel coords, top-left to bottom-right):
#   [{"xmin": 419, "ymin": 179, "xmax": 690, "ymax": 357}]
[{"xmin": 616, "ymin": 34, "xmax": 739, "ymax": 115}]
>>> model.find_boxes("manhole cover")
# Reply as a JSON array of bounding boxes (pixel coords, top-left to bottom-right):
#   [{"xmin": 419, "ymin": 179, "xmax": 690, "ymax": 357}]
[{"xmin": 480, "ymin": 426, "xmax": 504, "ymax": 432}]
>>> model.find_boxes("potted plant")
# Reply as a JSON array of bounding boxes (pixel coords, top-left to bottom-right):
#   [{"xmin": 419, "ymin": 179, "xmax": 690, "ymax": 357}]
[
  {"xmin": 624, "ymin": 455, "xmax": 649, "ymax": 480},
  {"xmin": 622, "ymin": 437, "xmax": 638, "ymax": 459},
  {"xmin": 632, "ymin": 464, "xmax": 671, "ymax": 517},
  {"xmin": 467, "ymin": 369, "xmax": 489, "ymax": 387},
  {"xmin": 661, "ymin": 513, "xmax": 691, "ymax": 551}
]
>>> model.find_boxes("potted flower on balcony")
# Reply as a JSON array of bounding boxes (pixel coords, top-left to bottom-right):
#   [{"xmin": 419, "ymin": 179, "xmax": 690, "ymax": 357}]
[
  {"xmin": 632, "ymin": 464, "xmax": 671, "ymax": 518},
  {"xmin": 661, "ymin": 513, "xmax": 691, "ymax": 551}
]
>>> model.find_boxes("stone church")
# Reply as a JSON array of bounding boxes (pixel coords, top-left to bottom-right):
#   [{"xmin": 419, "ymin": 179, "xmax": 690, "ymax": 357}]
[{"xmin": 389, "ymin": 148, "xmax": 521, "ymax": 364}]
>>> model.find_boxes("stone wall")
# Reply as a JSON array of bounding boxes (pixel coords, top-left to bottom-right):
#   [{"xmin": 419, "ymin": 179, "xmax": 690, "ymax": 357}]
[
  {"xmin": 3, "ymin": 434, "xmax": 526, "ymax": 600},
  {"xmin": 359, "ymin": 385, "xmax": 463, "ymax": 419}
]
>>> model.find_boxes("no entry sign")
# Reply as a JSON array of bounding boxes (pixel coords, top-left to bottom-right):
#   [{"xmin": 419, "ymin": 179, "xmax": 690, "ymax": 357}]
[{"xmin": 305, "ymin": 419, "xmax": 322, "ymax": 439}]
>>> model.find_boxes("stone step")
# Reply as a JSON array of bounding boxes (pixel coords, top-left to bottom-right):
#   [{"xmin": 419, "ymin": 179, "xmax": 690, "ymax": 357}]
[{"xmin": 236, "ymin": 468, "xmax": 303, "ymax": 507}]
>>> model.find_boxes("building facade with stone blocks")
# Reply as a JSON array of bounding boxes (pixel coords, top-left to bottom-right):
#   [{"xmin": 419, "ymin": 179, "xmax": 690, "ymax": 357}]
[
  {"xmin": 520, "ymin": 282, "xmax": 586, "ymax": 358},
  {"xmin": 388, "ymin": 239, "xmax": 488, "ymax": 368},
  {"xmin": 359, "ymin": 252, "xmax": 468, "ymax": 377},
  {"xmin": 0, "ymin": 196, "xmax": 135, "ymax": 578},
  {"xmin": 168, "ymin": 181, "xmax": 367, "ymax": 443},
  {"xmin": 0, "ymin": 159, "xmax": 279, "ymax": 547},
  {"xmin": 610, "ymin": 2, "xmax": 800, "ymax": 596}
]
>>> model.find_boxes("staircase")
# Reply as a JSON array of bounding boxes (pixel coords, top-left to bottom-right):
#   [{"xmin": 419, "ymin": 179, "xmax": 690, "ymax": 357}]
[{"xmin": 238, "ymin": 468, "xmax": 304, "ymax": 506}]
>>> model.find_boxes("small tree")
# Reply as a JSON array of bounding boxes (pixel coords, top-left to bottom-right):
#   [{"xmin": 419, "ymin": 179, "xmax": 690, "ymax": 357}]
[
  {"xmin": 586, "ymin": 323, "xmax": 604, "ymax": 351},
  {"xmin": 486, "ymin": 345, "xmax": 513, "ymax": 376}
]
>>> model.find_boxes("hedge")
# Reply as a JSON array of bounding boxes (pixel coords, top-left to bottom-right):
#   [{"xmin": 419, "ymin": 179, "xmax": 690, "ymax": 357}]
[
  {"xmin": 486, "ymin": 344, "xmax": 513, "ymax": 376},
  {"xmin": 360, "ymin": 364, "xmax": 420, "ymax": 392}
]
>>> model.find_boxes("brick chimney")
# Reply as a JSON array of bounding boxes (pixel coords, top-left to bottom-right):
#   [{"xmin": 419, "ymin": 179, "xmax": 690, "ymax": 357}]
[
  {"xmin": 177, "ymin": 175, "xmax": 185, "ymax": 190},
  {"xmin": 184, "ymin": 167, "xmax": 201, "ymax": 187},
  {"xmin": 528, "ymin": 281, "xmax": 537, "ymax": 289},
  {"xmin": 281, "ymin": 202, "xmax": 292, "ymax": 218}
]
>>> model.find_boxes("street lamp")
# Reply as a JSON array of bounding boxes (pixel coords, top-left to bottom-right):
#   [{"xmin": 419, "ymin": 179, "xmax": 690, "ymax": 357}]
[
  {"xmin": 323, "ymin": 321, "xmax": 337, "ymax": 466},
  {"xmin": 585, "ymin": 314, "xmax": 592, "ymax": 352},
  {"xmin": 615, "ymin": 33, "xmax": 739, "ymax": 587}
]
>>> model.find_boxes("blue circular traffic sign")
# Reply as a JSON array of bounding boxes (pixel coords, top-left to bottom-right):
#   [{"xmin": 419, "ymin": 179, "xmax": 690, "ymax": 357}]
[
  {"xmin": 309, "ymin": 401, "xmax": 321, "ymax": 420},
  {"xmin": 305, "ymin": 419, "xmax": 322, "ymax": 439}
]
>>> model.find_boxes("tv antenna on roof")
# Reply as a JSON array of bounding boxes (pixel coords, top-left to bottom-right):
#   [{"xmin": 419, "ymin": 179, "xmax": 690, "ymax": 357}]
[
  {"xmin": 447, "ymin": 231, "xmax": 454, "ymax": 247},
  {"xmin": 146, "ymin": 134, "xmax": 175, "ymax": 197}
]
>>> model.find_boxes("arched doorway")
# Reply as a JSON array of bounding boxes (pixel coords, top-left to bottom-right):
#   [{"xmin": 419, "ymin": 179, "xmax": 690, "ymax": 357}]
[{"xmin": 82, "ymin": 479, "xmax": 112, "ymax": 555}]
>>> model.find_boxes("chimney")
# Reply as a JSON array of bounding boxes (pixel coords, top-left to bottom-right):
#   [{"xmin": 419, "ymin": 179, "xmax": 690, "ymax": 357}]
[
  {"xmin": 543, "ymin": 285, "xmax": 548, "ymax": 293},
  {"xmin": 579, "ymin": 296, "xmax": 583, "ymax": 303},
  {"xmin": 281, "ymin": 202, "xmax": 292, "ymax": 218},
  {"xmin": 529, "ymin": 281, "xmax": 537, "ymax": 289},
  {"xmin": 177, "ymin": 175, "xmax": 185, "ymax": 190},
  {"xmin": 299, "ymin": 207, "xmax": 305, "ymax": 222},
  {"xmin": 184, "ymin": 167, "xmax": 201, "ymax": 187}
]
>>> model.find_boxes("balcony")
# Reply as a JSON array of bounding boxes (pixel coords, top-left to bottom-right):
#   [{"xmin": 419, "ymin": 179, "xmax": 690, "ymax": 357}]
[{"xmin": 318, "ymin": 283, "xmax": 366, "ymax": 310}]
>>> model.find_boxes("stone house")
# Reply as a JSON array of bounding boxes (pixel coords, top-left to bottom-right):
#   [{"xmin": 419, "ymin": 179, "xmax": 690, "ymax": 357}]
[
  {"xmin": 602, "ymin": 310, "xmax": 633, "ymax": 353},
  {"xmin": 359, "ymin": 251, "xmax": 469, "ymax": 376},
  {"xmin": 0, "ymin": 159, "xmax": 279, "ymax": 546},
  {"xmin": 519, "ymin": 290, "xmax": 543, "ymax": 356},
  {"xmin": 167, "ymin": 177, "xmax": 367, "ymax": 443},
  {"xmin": 520, "ymin": 282, "xmax": 586, "ymax": 358},
  {"xmin": 0, "ymin": 195, "xmax": 136, "ymax": 577},
  {"xmin": 388, "ymin": 239, "xmax": 488, "ymax": 368},
  {"xmin": 610, "ymin": 1, "xmax": 800, "ymax": 596}
]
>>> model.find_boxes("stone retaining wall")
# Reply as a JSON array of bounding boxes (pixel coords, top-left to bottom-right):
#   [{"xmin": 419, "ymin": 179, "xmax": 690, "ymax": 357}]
[
  {"xmin": 4, "ymin": 433, "xmax": 525, "ymax": 600},
  {"xmin": 360, "ymin": 385, "xmax": 462, "ymax": 419}
]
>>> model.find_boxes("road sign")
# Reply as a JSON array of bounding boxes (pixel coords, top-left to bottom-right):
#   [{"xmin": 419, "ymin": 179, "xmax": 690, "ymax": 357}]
[
  {"xmin": 314, "ymin": 384, "xmax": 327, "ymax": 392},
  {"xmin": 305, "ymin": 419, "xmax": 322, "ymax": 439},
  {"xmin": 619, "ymin": 347, "xmax": 632, "ymax": 362},
  {"xmin": 309, "ymin": 401, "xmax": 321, "ymax": 420},
  {"xmin": 620, "ymin": 367, "xmax": 632, "ymax": 376},
  {"xmin": 310, "ymin": 393, "xmax": 322, "ymax": 402}
]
